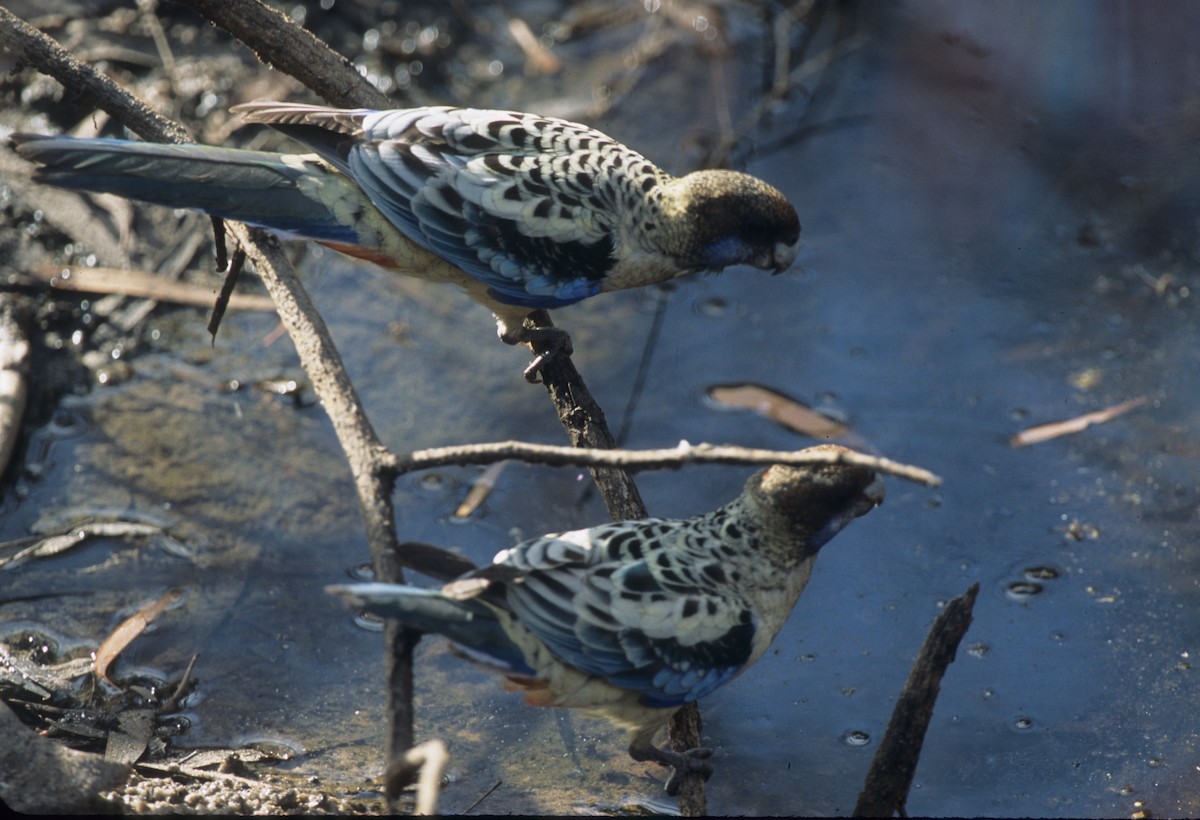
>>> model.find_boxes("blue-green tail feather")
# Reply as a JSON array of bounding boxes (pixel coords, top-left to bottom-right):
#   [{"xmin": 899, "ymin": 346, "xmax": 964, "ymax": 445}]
[{"xmin": 13, "ymin": 134, "xmax": 359, "ymax": 244}]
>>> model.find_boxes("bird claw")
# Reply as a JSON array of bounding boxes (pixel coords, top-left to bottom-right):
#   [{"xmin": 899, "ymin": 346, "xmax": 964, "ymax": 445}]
[
  {"xmin": 497, "ymin": 315, "xmax": 574, "ymax": 383},
  {"xmin": 631, "ymin": 743, "xmax": 714, "ymax": 796},
  {"xmin": 523, "ymin": 353, "xmax": 550, "ymax": 384}
]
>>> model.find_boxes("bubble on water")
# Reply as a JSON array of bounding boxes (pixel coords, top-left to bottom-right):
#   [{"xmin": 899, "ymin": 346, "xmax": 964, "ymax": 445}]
[
  {"xmin": 347, "ymin": 563, "xmax": 375, "ymax": 582},
  {"xmin": 234, "ymin": 736, "xmax": 302, "ymax": 759},
  {"xmin": 966, "ymin": 641, "xmax": 989, "ymax": 658},
  {"xmin": 1006, "ymin": 581, "xmax": 1043, "ymax": 602},
  {"xmin": 47, "ymin": 407, "xmax": 89, "ymax": 438},
  {"xmin": 416, "ymin": 472, "xmax": 450, "ymax": 494},
  {"xmin": 446, "ymin": 501, "xmax": 485, "ymax": 525},
  {"xmin": 694, "ymin": 295, "xmax": 731, "ymax": 317},
  {"xmin": 159, "ymin": 714, "xmax": 192, "ymax": 734},
  {"xmin": 1024, "ymin": 565, "xmax": 1060, "ymax": 581},
  {"xmin": 352, "ymin": 611, "xmax": 385, "ymax": 633},
  {"xmin": 1013, "ymin": 716, "xmax": 1034, "ymax": 730},
  {"xmin": 842, "ymin": 729, "xmax": 871, "ymax": 747}
]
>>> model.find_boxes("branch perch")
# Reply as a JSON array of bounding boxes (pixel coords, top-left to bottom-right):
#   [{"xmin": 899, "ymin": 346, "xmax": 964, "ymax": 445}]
[
  {"xmin": 388, "ymin": 440, "xmax": 942, "ymax": 487},
  {"xmin": 535, "ymin": 325, "xmax": 714, "ymax": 812}
]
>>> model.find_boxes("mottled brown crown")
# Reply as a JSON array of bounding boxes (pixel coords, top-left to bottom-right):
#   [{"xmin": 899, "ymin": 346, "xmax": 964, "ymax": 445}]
[
  {"xmin": 743, "ymin": 445, "xmax": 883, "ymax": 560},
  {"xmin": 661, "ymin": 169, "xmax": 800, "ymax": 273}
]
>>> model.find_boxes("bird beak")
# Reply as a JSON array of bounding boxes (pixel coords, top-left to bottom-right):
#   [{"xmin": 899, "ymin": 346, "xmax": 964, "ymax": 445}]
[
  {"xmin": 768, "ymin": 240, "xmax": 799, "ymax": 275},
  {"xmin": 808, "ymin": 472, "xmax": 885, "ymax": 550},
  {"xmin": 854, "ymin": 475, "xmax": 886, "ymax": 516}
]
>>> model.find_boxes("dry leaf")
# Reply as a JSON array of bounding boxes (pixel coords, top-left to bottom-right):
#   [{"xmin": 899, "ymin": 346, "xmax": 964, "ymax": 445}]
[
  {"xmin": 507, "ymin": 18, "xmax": 561, "ymax": 74},
  {"xmin": 1010, "ymin": 396, "xmax": 1148, "ymax": 447},
  {"xmin": 707, "ymin": 383, "xmax": 848, "ymax": 438},
  {"xmin": 454, "ymin": 460, "xmax": 510, "ymax": 518},
  {"xmin": 94, "ymin": 588, "xmax": 185, "ymax": 689}
]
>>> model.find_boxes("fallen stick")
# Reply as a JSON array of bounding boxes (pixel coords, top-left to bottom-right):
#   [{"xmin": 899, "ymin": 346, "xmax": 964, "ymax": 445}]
[
  {"xmin": 853, "ymin": 582, "xmax": 980, "ymax": 818},
  {"xmin": 1010, "ymin": 396, "xmax": 1147, "ymax": 447}
]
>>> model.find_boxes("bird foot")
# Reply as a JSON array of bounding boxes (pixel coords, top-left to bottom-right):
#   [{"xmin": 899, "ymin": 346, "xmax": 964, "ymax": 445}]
[
  {"xmin": 497, "ymin": 313, "xmax": 574, "ymax": 383},
  {"xmin": 630, "ymin": 743, "xmax": 714, "ymax": 796}
]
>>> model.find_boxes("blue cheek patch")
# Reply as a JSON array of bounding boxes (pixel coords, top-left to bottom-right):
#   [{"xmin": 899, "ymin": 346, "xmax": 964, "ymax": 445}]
[
  {"xmin": 810, "ymin": 510, "xmax": 857, "ymax": 550},
  {"xmin": 698, "ymin": 236, "xmax": 753, "ymax": 270}
]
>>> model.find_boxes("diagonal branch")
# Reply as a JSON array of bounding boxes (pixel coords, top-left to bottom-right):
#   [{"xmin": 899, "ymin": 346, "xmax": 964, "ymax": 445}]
[
  {"xmin": 0, "ymin": 1, "xmax": 421, "ymax": 800},
  {"xmin": 171, "ymin": 0, "xmax": 393, "ymax": 110},
  {"xmin": 854, "ymin": 583, "xmax": 981, "ymax": 818}
]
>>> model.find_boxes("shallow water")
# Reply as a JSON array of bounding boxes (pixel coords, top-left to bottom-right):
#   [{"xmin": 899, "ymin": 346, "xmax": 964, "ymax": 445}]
[{"xmin": 4, "ymin": 2, "xmax": 1200, "ymax": 816}]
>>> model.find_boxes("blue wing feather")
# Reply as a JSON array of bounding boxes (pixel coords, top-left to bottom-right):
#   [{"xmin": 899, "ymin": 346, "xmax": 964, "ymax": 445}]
[
  {"xmin": 300, "ymin": 109, "xmax": 620, "ymax": 308},
  {"xmin": 500, "ymin": 523, "xmax": 758, "ymax": 707}
]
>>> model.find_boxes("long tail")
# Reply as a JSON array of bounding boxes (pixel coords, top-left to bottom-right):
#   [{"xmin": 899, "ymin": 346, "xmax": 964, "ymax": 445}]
[
  {"xmin": 327, "ymin": 582, "xmax": 532, "ymax": 674},
  {"xmin": 13, "ymin": 134, "xmax": 362, "ymax": 245}
]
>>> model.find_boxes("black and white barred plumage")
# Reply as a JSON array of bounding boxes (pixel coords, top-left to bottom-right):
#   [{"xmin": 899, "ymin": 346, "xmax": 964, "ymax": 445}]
[
  {"xmin": 331, "ymin": 445, "xmax": 883, "ymax": 794},
  {"xmin": 16, "ymin": 102, "xmax": 801, "ymax": 374}
]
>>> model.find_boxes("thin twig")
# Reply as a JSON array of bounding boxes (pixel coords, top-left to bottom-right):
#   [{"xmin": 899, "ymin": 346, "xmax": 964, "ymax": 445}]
[
  {"xmin": 461, "ymin": 779, "xmax": 503, "ymax": 814},
  {"xmin": 1009, "ymin": 396, "xmax": 1148, "ymax": 447},
  {"xmin": 386, "ymin": 440, "xmax": 943, "ymax": 487},
  {"xmin": 34, "ymin": 265, "xmax": 275, "ymax": 311},
  {"xmin": 394, "ymin": 739, "xmax": 447, "ymax": 816},
  {"xmin": 704, "ymin": 7, "xmax": 868, "ymax": 169},
  {"xmin": 0, "ymin": 9, "xmax": 193, "ymax": 144}
]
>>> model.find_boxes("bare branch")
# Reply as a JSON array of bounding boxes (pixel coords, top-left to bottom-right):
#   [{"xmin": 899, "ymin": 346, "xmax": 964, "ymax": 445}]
[
  {"xmin": 1, "ymin": 4, "xmax": 417, "ymax": 800},
  {"xmin": 170, "ymin": 0, "xmax": 393, "ymax": 109},
  {"xmin": 387, "ymin": 440, "xmax": 943, "ymax": 487},
  {"xmin": 0, "ymin": 7, "xmax": 191, "ymax": 144},
  {"xmin": 533, "ymin": 324, "xmax": 708, "ymax": 811},
  {"xmin": 854, "ymin": 583, "xmax": 981, "ymax": 818},
  {"xmin": 704, "ymin": 6, "xmax": 869, "ymax": 169}
]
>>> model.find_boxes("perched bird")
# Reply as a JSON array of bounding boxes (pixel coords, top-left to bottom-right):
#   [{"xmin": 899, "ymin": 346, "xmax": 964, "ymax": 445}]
[
  {"xmin": 329, "ymin": 445, "xmax": 883, "ymax": 794},
  {"xmin": 14, "ymin": 103, "xmax": 801, "ymax": 378}
]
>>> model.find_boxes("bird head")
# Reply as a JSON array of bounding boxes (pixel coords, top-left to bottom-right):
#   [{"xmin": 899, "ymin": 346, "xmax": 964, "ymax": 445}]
[
  {"xmin": 745, "ymin": 445, "xmax": 884, "ymax": 563},
  {"xmin": 667, "ymin": 169, "xmax": 801, "ymax": 274}
]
